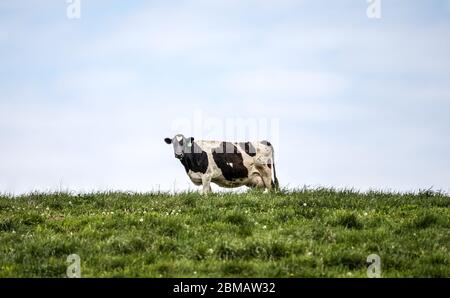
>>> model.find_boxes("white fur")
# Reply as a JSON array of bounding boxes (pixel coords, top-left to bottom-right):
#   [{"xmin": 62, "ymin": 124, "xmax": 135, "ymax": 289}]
[{"xmin": 188, "ymin": 140, "xmax": 275, "ymax": 194}]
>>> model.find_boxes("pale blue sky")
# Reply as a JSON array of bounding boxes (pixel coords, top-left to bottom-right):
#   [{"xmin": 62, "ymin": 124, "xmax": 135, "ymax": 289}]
[{"xmin": 1, "ymin": 0, "xmax": 450, "ymax": 194}]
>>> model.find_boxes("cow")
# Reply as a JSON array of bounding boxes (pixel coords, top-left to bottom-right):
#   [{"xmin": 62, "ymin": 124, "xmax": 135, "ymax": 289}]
[{"xmin": 164, "ymin": 134, "xmax": 279, "ymax": 194}]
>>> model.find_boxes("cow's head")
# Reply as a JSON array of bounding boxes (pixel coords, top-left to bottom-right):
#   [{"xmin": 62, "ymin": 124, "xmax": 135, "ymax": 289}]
[{"xmin": 164, "ymin": 134, "xmax": 194, "ymax": 159}]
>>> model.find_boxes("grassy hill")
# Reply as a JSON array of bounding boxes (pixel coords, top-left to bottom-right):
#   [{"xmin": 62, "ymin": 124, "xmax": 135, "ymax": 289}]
[{"xmin": 0, "ymin": 188, "xmax": 449, "ymax": 277}]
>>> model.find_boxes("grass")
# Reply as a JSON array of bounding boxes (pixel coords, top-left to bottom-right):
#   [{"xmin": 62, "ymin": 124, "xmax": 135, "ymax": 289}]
[{"xmin": 0, "ymin": 188, "xmax": 449, "ymax": 277}]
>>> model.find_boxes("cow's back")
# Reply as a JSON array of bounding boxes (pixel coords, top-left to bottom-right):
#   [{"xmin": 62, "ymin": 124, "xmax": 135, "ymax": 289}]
[{"xmin": 191, "ymin": 140, "xmax": 273, "ymax": 187}]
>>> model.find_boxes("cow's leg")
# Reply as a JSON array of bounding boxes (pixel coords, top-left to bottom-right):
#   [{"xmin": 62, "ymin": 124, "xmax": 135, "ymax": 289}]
[
  {"xmin": 261, "ymin": 168, "xmax": 273, "ymax": 192},
  {"xmin": 201, "ymin": 174, "xmax": 212, "ymax": 194},
  {"xmin": 247, "ymin": 173, "xmax": 264, "ymax": 188}
]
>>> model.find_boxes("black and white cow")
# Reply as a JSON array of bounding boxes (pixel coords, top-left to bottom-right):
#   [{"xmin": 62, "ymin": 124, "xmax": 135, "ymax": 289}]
[{"xmin": 164, "ymin": 134, "xmax": 279, "ymax": 193}]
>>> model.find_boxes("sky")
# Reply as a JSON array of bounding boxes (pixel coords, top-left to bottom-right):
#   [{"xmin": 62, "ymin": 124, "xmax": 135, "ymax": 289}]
[{"xmin": 1, "ymin": 0, "xmax": 450, "ymax": 194}]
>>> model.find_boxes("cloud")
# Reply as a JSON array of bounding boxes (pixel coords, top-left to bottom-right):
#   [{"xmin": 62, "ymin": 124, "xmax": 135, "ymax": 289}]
[
  {"xmin": 88, "ymin": 5, "xmax": 243, "ymax": 58},
  {"xmin": 54, "ymin": 68, "xmax": 143, "ymax": 103},
  {"xmin": 0, "ymin": 100, "xmax": 184, "ymax": 194},
  {"xmin": 224, "ymin": 69, "xmax": 348, "ymax": 99},
  {"xmin": 1, "ymin": 0, "xmax": 450, "ymax": 194}
]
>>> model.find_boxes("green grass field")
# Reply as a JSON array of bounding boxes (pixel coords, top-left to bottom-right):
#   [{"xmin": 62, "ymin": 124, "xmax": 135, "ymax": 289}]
[{"xmin": 0, "ymin": 188, "xmax": 449, "ymax": 277}]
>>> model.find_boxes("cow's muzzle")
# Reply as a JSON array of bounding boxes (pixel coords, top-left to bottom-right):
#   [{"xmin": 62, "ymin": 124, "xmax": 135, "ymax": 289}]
[{"xmin": 175, "ymin": 153, "xmax": 184, "ymax": 159}]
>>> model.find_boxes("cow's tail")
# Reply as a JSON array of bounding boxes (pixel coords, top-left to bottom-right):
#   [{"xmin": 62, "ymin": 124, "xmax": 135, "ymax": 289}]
[{"xmin": 271, "ymin": 149, "xmax": 279, "ymax": 190}]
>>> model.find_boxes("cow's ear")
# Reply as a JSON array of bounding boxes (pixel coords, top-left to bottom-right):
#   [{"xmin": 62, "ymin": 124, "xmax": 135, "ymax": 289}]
[
  {"xmin": 187, "ymin": 137, "xmax": 194, "ymax": 147},
  {"xmin": 164, "ymin": 138, "xmax": 172, "ymax": 144}
]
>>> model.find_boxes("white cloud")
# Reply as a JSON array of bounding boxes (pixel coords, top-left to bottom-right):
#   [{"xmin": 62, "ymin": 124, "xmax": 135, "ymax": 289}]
[
  {"xmin": 88, "ymin": 6, "xmax": 243, "ymax": 57},
  {"xmin": 224, "ymin": 69, "xmax": 348, "ymax": 99},
  {"xmin": 0, "ymin": 100, "xmax": 185, "ymax": 194},
  {"xmin": 1, "ymin": 0, "xmax": 450, "ymax": 194},
  {"xmin": 54, "ymin": 68, "xmax": 143, "ymax": 103}
]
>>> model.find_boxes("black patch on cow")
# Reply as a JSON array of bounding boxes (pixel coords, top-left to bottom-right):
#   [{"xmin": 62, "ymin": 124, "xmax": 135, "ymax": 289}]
[
  {"xmin": 238, "ymin": 142, "xmax": 256, "ymax": 157},
  {"xmin": 180, "ymin": 142, "xmax": 208, "ymax": 174},
  {"xmin": 212, "ymin": 142, "xmax": 248, "ymax": 181},
  {"xmin": 260, "ymin": 140, "xmax": 272, "ymax": 147}
]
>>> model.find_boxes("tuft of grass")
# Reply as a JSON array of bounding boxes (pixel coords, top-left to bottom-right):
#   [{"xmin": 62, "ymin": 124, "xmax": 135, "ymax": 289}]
[
  {"xmin": 335, "ymin": 213, "xmax": 363, "ymax": 229},
  {"xmin": 412, "ymin": 213, "xmax": 439, "ymax": 229},
  {"xmin": 225, "ymin": 212, "xmax": 248, "ymax": 226},
  {"xmin": 0, "ymin": 189, "xmax": 449, "ymax": 277},
  {"xmin": 0, "ymin": 217, "xmax": 15, "ymax": 232}
]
